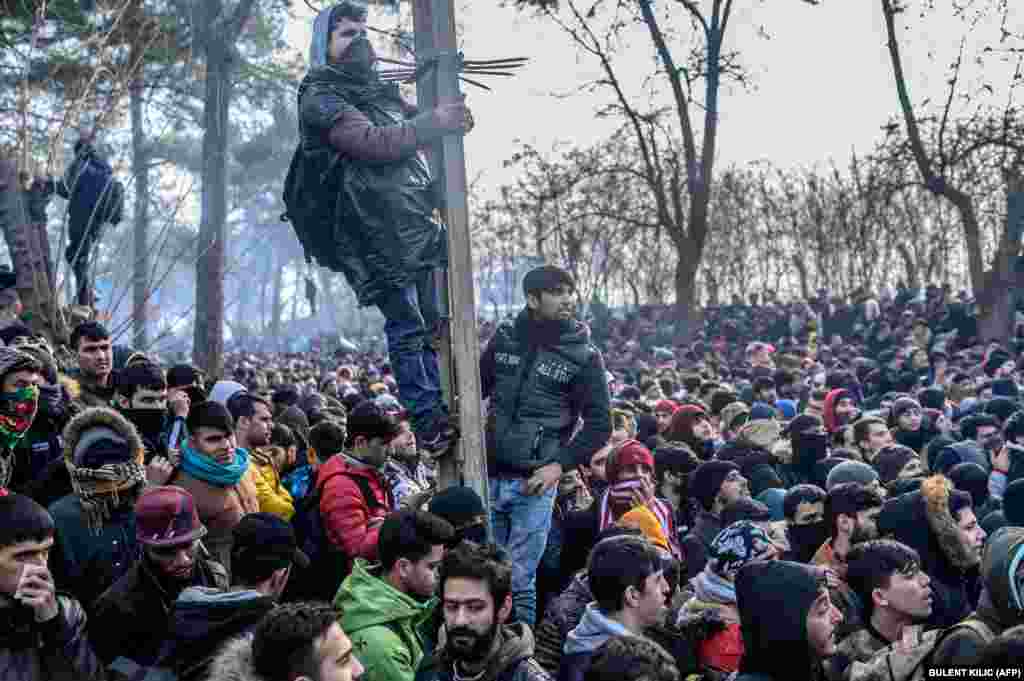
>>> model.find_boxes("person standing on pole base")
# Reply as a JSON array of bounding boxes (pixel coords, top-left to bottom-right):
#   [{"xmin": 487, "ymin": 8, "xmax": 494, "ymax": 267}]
[
  {"xmin": 292, "ymin": 1, "xmax": 473, "ymax": 453},
  {"xmin": 480, "ymin": 265, "xmax": 612, "ymax": 626}
]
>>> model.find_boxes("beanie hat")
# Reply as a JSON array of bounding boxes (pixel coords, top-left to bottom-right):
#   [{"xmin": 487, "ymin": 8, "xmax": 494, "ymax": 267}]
[
  {"xmin": 186, "ymin": 400, "xmax": 235, "ymax": 437},
  {"xmin": 919, "ymin": 387, "xmax": 947, "ymax": 411},
  {"xmin": 775, "ymin": 399, "xmax": 797, "ymax": 420},
  {"xmin": 756, "ymin": 487, "xmax": 786, "ymax": 521},
  {"xmin": 428, "ymin": 485, "xmax": 486, "ymax": 530},
  {"xmin": 737, "ymin": 419, "xmax": 781, "ymax": 450},
  {"xmin": 985, "ymin": 397, "xmax": 1020, "ymax": 426},
  {"xmin": 983, "ymin": 348, "xmax": 1012, "ymax": 377},
  {"xmin": 654, "ymin": 399, "xmax": 679, "ymax": 415},
  {"xmin": 720, "ymin": 402, "xmax": 751, "ymax": 432},
  {"xmin": 692, "ymin": 460, "xmax": 740, "ymax": 512},
  {"xmin": 135, "ymin": 485, "xmax": 207, "ymax": 547},
  {"xmin": 710, "ymin": 520, "xmax": 777, "ymax": 580},
  {"xmin": 876, "ymin": 445, "xmax": 920, "ymax": 484},
  {"xmin": 947, "ymin": 462, "xmax": 990, "ymax": 511},
  {"xmin": 749, "ymin": 402, "xmax": 776, "ymax": 421},
  {"xmin": 826, "ymin": 460, "xmax": 879, "ymax": 490},
  {"xmin": 991, "ymin": 378, "xmax": 1019, "ymax": 399},
  {"xmin": 620, "ymin": 505, "xmax": 670, "ymax": 552},
  {"xmin": 606, "ymin": 440, "xmax": 655, "ymax": 484},
  {"xmin": 72, "ymin": 426, "xmax": 131, "ymax": 468},
  {"xmin": 1003, "ymin": 478, "xmax": 1024, "ymax": 526},
  {"xmin": 889, "ymin": 397, "xmax": 922, "ymax": 425}
]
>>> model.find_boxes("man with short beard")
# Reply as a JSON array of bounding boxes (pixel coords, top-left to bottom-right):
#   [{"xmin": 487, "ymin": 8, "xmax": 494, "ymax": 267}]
[
  {"xmin": 71, "ymin": 321, "xmax": 114, "ymax": 409},
  {"xmin": 811, "ymin": 482, "xmax": 884, "ymax": 640},
  {"xmin": 89, "ymin": 486, "xmax": 229, "ymax": 672},
  {"xmin": 415, "ymin": 541, "xmax": 552, "ymax": 681}
]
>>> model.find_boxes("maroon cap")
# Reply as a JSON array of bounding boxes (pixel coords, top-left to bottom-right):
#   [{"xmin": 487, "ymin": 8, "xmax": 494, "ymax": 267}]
[{"xmin": 135, "ymin": 486, "xmax": 207, "ymax": 547}]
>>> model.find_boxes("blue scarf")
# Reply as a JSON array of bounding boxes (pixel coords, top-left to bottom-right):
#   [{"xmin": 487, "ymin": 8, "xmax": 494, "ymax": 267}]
[
  {"xmin": 692, "ymin": 568, "xmax": 737, "ymax": 606},
  {"xmin": 181, "ymin": 444, "xmax": 249, "ymax": 487}
]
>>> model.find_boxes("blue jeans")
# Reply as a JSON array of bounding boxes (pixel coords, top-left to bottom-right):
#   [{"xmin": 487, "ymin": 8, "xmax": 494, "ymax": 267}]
[
  {"xmin": 376, "ymin": 269, "xmax": 443, "ymax": 430},
  {"xmin": 489, "ymin": 477, "xmax": 556, "ymax": 627}
]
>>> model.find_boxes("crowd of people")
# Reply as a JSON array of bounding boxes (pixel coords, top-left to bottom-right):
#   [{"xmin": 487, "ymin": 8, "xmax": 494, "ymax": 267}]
[{"xmin": 0, "ymin": 258, "xmax": 1023, "ymax": 681}]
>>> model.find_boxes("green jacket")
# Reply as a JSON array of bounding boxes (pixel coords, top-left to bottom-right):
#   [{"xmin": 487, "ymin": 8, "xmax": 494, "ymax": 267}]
[{"xmin": 335, "ymin": 559, "xmax": 436, "ymax": 681}]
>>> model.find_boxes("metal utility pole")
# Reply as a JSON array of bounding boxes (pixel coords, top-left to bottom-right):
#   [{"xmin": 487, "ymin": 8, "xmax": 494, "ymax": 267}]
[{"xmin": 411, "ymin": 0, "xmax": 490, "ymax": 515}]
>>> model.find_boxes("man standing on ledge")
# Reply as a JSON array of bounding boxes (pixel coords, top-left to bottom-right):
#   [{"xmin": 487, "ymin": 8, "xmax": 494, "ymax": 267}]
[{"xmin": 480, "ymin": 264, "xmax": 612, "ymax": 626}]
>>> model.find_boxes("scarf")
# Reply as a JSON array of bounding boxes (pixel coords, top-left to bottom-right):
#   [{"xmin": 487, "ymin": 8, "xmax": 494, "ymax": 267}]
[
  {"xmin": 181, "ymin": 443, "xmax": 250, "ymax": 488},
  {"xmin": 691, "ymin": 568, "xmax": 737, "ymax": 606},
  {"xmin": 598, "ymin": 483, "xmax": 680, "ymax": 557},
  {"xmin": 0, "ymin": 386, "xmax": 37, "ymax": 451},
  {"xmin": 66, "ymin": 449, "xmax": 147, "ymax": 534}
]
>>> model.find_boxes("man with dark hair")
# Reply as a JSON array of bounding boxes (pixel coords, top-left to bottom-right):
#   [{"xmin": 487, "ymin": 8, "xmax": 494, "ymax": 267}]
[
  {"xmin": 680, "ymin": 460, "xmax": 749, "ymax": 580},
  {"xmin": 71, "ymin": 321, "xmax": 113, "ymax": 408},
  {"xmin": 560, "ymin": 537, "xmax": 669, "ymax": 681},
  {"xmin": 782, "ymin": 483, "xmax": 828, "ymax": 563},
  {"xmin": 112, "ymin": 362, "xmax": 171, "ymax": 459},
  {"xmin": 812, "ymin": 482, "xmax": 884, "ymax": 639},
  {"xmin": 210, "ymin": 601, "xmax": 366, "ymax": 681},
  {"xmin": 751, "ymin": 376, "xmax": 776, "ymax": 406},
  {"xmin": 166, "ymin": 401, "xmax": 260, "ymax": 571},
  {"xmin": 0, "ymin": 347, "xmax": 44, "ymax": 491},
  {"xmin": 90, "ymin": 486, "xmax": 229, "ymax": 672},
  {"xmin": 335, "ymin": 510, "xmax": 453, "ymax": 681},
  {"xmin": 583, "ymin": 636, "xmax": 679, "ymax": 681},
  {"xmin": 227, "ymin": 392, "xmax": 274, "ymax": 453},
  {"xmin": 827, "ymin": 539, "xmax": 933, "ymax": 681},
  {"xmin": 852, "ymin": 417, "xmax": 892, "ymax": 466},
  {"xmin": 150, "ymin": 512, "xmax": 306, "ymax": 681},
  {"xmin": 481, "ymin": 263, "xmax": 612, "ymax": 625},
  {"xmin": 0, "ymin": 491, "xmax": 104, "ymax": 679},
  {"xmin": 416, "ymin": 541, "xmax": 552, "ymax": 681}
]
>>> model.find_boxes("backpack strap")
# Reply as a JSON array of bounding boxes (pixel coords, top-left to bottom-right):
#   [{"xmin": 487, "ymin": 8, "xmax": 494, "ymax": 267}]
[{"xmin": 315, "ymin": 469, "xmax": 384, "ymax": 511}]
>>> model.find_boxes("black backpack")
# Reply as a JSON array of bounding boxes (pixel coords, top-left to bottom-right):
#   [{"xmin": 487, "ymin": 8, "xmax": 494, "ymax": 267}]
[{"xmin": 288, "ymin": 469, "xmax": 383, "ymax": 602}]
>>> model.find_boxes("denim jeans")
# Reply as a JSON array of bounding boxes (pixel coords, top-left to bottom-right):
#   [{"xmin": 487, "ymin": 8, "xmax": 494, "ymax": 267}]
[
  {"xmin": 376, "ymin": 268, "xmax": 443, "ymax": 430},
  {"xmin": 489, "ymin": 477, "xmax": 557, "ymax": 627}
]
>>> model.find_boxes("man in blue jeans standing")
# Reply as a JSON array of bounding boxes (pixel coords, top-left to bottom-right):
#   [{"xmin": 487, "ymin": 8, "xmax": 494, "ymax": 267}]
[{"xmin": 480, "ymin": 264, "xmax": 612, "ymax": 626}]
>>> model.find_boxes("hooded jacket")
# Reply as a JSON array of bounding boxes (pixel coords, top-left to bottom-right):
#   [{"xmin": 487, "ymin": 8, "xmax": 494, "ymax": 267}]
[
  {"xmin": 930, "ymin": 526, "xmax": 1024, "ymax": 667},
  {"xmin": 89, "ymin": 550, "xmax": 229, "ymax": 668},
  {"xmin": 734, "ymin": 561, "xmax": 828, "ymax": 681},
  {"xmin": 877, "ymin": 475, "xmax": 980, "ymax": 629},
  {"xmin": 559, "ymin": 604, "xmax": 639, "ymax": 681},
  {"xmin": 534, "ymin": 572, "xmax": 593, "ymax": 675},
  {"xmin": 150, "ymin": 586, "xmax": 276, "ymax": 681},
  {"xmin": 335, "ymin": 559, "xmax": 435, "ymax": 681},
  {"xmin": 415, "ymin": 623, "xmax": 550, "ymax": 681},
  {"xmin": 823, "ymin": 389, "xmax": 854, "ymax": 434},
  {"xmin": 48, "ymin": 406, "xmax": 146, "ymax": 610},
  {"xmin": 480, "ymin": 311, "xmax": 611, "ymax": 475},
  {"xmin": 0, "ymin": 593, "xmax": 104, "ymax": 681},
  {"xmin": 293, "ymin": 8, "xmax": 447, "ymax": 306},
  {"xmin": 319, "ymin": 453, "xmax": 391, "ymax": 563}
]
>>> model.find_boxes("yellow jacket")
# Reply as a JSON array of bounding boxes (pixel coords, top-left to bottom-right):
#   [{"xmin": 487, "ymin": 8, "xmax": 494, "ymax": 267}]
[{"xmin": 251, "ymin": 459, "xmax": 295, "ymax": 522}]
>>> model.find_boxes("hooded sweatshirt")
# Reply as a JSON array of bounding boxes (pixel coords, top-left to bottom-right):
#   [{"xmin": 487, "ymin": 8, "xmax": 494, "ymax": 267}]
[
  {"xmin": 734, "ymin": 560, "xmax": 827, "ymax": 681},
  {"xmin": 151, "ymin": 586, "xmax": 276, "ymax": 681},
  {"xmin": 336, "ymin": 559, "xmax": 436, "ymax": 681},
  {"xmin": 930, "ymin": 526, "xmax": 1024, "ymax": 667},
  {"xmin": 560, "ymin": 604, "xmax": 638, "ymax": 681}
]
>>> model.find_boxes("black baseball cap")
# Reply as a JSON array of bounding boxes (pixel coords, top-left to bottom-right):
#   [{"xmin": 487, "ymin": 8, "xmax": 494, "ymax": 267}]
[
  {"xmin": 231, "ymin": 512, "xmax": 309, "ymax": 570},
  {"xmin": 347, "ymin": 400, "xmax": 402, "ymax": 443}
]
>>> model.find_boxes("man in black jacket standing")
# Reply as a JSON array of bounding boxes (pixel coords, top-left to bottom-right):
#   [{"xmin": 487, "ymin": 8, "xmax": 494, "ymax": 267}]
[{"xmin": 480, "ymin": 265, "xmax": 611, "ymax": 626}]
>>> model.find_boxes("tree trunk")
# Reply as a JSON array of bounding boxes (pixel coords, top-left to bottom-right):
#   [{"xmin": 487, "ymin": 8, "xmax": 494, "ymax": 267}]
[
  {"xmin": 130, "ymin": 62, "xmax": 150, "ymax": 349},
  {"xmin": 270, "ymin": 251, "xmax": 283, "ymax": 349},
  {"xmin": 192, "ymin": 43, "xmax": 232, "ymax": 377}
]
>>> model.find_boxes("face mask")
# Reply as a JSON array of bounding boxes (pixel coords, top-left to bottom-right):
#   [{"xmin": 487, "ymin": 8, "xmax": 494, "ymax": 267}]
[
  {"xmin": 787, "ymin": 520, "xmax": 829, "ymax": 564},
  {"xmin": 0, "ymin": 386, "xmax": 38, "ymax": 444},
  {"xmin": 340, "ymin": 36, "xmax": 376, "ymax": 74},
  {"xmin": 792, "ymin": 431, "xmax": 829, "ymax": 467},
  {"xmin": 126, "ymin": 409, "xmax": 165, "ymax": 439}
]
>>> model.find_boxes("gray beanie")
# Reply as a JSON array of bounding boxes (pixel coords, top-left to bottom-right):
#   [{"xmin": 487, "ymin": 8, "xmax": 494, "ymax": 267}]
[{"xmin": 826, "ymin": 460, "xmax": 879, "ymax": 490}]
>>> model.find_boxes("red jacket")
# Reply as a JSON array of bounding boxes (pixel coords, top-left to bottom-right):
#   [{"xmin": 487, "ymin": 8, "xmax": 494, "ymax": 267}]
[{"xmin": 317, "ymin": 455, "xmax": 391, "ymax": 561}]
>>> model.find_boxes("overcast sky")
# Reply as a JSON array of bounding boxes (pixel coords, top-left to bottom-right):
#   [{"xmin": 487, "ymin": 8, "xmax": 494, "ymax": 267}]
[{"xmin": 284, "ymin": 1, "xmax": 1020, "ymax": 197}]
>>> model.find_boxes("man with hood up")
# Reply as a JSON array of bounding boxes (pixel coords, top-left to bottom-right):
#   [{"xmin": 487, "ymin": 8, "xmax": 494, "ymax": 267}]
[
  {"xmin": 416, "ymin": 541, "xmax": 552, "ymax": 681},
  {"xmin": 294, "ymin": 1, "xmax": 470, "ymax": 451},
  {"xmin": 733, "ymin": 560, "xmax": 843, "ymax": 681},
  {"xmin": 876, "ymin": 475, "xmax": 987, "ymax": 629},
  {"xmin": 930, "ymin": 526, "xmax": 1024, "ymax": 667}
]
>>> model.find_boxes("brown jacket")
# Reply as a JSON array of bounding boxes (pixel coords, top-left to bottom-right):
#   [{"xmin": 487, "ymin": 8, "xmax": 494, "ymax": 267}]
[{"xmin": 167, "ymin": 465, "xmax": 260, "ymax": 573}]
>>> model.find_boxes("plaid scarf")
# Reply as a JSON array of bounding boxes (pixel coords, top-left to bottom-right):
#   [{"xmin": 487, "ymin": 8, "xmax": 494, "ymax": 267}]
[{"xmin": 66, "ymin": 451, "xmax": 147, "ymax": 534}]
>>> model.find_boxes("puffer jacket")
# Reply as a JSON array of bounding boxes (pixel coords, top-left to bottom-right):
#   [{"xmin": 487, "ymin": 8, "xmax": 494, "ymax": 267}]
[
  {"xmin": 534, "ymin": 572, "xmax": 592, "ymax": 675},
  {"xmin": 336, "ymin": 559, "xmax": 435, "ymax": 681},
  {"xmin": 319, "ymin": 454, "xmax": 391, "ymax": 563},
  {"xmin": 249, "ymin": 449, "xmax": 295, "ymax": 521},
  {"xmin": 929, "ymin": 526, "xmax": 1024, "ymax": 668},
  {"xmin": 0, "ymin": 593, "xmax": 105, "ymax": 681}
]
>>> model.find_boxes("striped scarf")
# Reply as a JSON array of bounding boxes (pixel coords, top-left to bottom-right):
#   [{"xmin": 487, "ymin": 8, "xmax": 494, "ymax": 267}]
[
  {"xmin": 598, "ymin": 483, "xmax": 680, "ymax": 558},
  {"xmin": 66, "ymin": 451, "xmax": 148, "ymax": 534}
]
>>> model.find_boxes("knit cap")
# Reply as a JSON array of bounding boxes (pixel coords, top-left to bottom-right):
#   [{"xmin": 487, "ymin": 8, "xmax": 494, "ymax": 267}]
[
  {"xmin": 889, "ymin": 397, "xmax": 921, "ymax": 425},
  {"xmin": 720, "ymin": 402, "xmax": 751, "ymax": 432},
  {"xmin": 692, "ymin": 460, "xmax": 741, "ymax": 511},
  {"xmin": 826, "ymin": 460, "xmax": 879, "ymax": 490},
  {"xmin": 428, "ymin": 485, "xmax": 486, "ymax": 530},
  {"xmin": 749, "ymin": 402, "xmax": 776, "ymax": 422},
  {"xmin": 620, "ymin": 505, "xmax": 670, "ymax": 552},
  {"xmin": 709, "ymin": 520, "xmax": 776, "ymax": 579},
  {"xmin": 876, "ymin": 445, "xmax": 920, "ymax": 484}
]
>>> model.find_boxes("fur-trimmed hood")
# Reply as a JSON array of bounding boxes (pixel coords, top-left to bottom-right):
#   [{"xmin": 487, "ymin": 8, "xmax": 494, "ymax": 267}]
[
  {"xmin": 62, "ymin": 406, "xmax": 145, "ymax": 463},
  {"xmin": 204, "ymin": 635, "xmax": 265, "ymax": 681}
]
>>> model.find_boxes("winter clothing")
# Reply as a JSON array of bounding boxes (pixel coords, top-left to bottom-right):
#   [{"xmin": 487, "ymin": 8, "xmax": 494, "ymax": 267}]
[
  {"xmin": 877, "ymin": 475, "xmax": 981, "ymax": 629},
  {"xmin": 203, "ymin": 636, "xmax": 260, "ymax": 681},
  {"xmin": 825, "ymin": 625, "xmax": 890, "ymax": 681},
  {"xmin": 249, "ymin": 448, "xmax": 295, "ymax": 521},
  {"xmin": 933, "ymin": 441, "xmax": 989, "ymax": 476},
  {"xmin": 823, "ymin": 388, "xmax": 855, "ymax": 434},
  {"xmin": 415, "ymin": 623, "xmax": 551, "ymax": 681},
  {"xmin": 876, "ymin": 445, "xmax": 919, "ymax": 484},
  {"xmin": 826, "ymin": 460, "xmax": 878, "ymax": 490},
  {"xmin": 208, "ymin": 380, "xmax": 246, "ymax": 406},
  {"xmin": 707, "ymin": 521, "xmax": 775, "ymax": 579},
  {"xmin": 89, "ymin": 552, "xmax": 229, "ymax": 668},
  {"xmin": 930, "ymin": 526, "xmax": 1024, "ymax": 667},
  {"xmin": 560, "ymin": 603, "xmax": 642, "ymax": 681},
  {"xmin": 0, "ymin": 593, "xmax": 105, "ymax": 681},
  {"xmin": 810, "ymin": 540, "xmax": 864, "ymax": 640},
  {"xmin": 690, "ymin": 461, "xmax": 740, "ymax": 513},
  {"xmin": 681, "ymin": 510, "xmax": 724, "ymax": 582},
  {"xmin": 180, "ymin": 443, "xmax": 250, "ymax": 488},
  {"xmin": 336, "ymin": 559, "xmax": 435, "ymax": 681},
  {"xmin": 318, "ymin": 453, "xmax": 391, "ymax": 563},
  {"xmin": 534, "ymin": 572, "xmax": 592, "ymax": 675},
  {"xmin": 384, "ymin": 458, "xmax": 434, "ymax": 509},
  {"xmin": 734, "ymin": 560, "xmax": 827, "ymax": 681},
  {"xmin": 150, "ymin": 586, "xmax": 276, "ymax": 681},
  {"xmin": 480, "ymin": 311, "xmax": 612, "ymax": 475}
]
